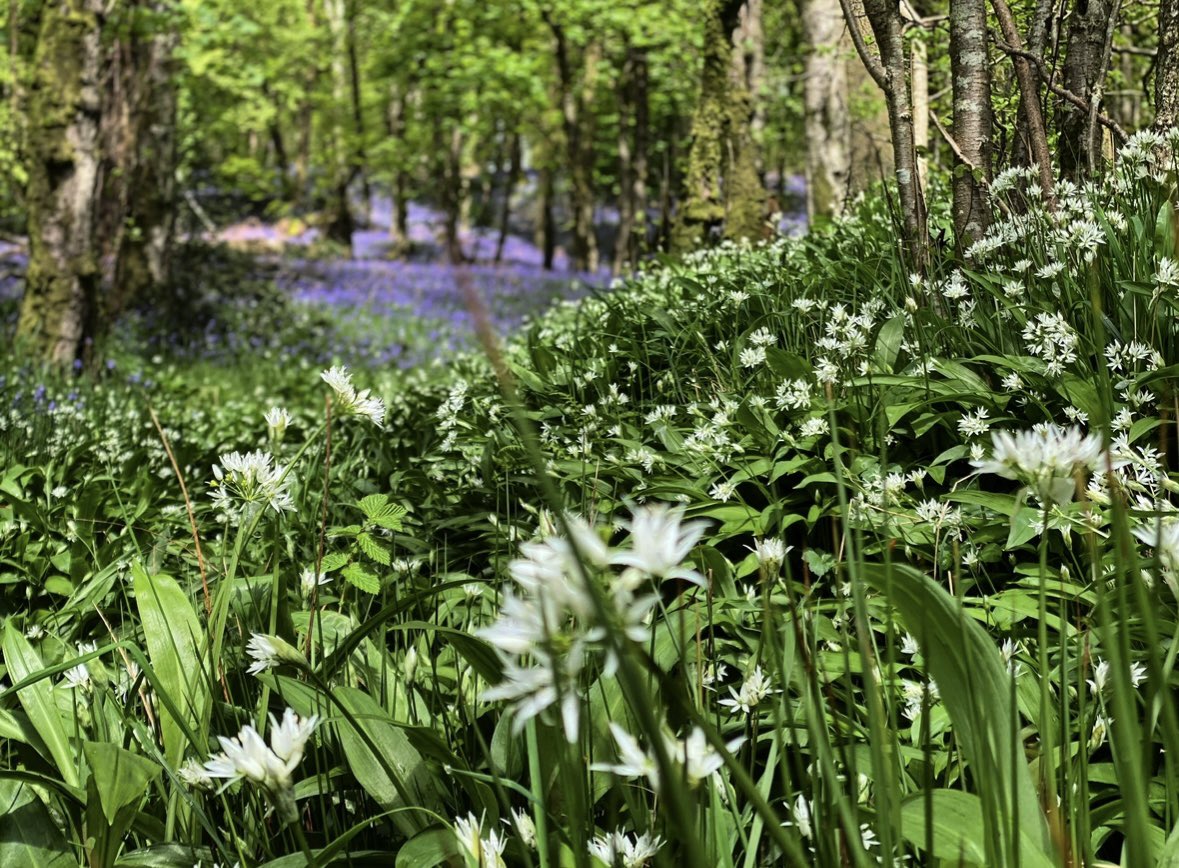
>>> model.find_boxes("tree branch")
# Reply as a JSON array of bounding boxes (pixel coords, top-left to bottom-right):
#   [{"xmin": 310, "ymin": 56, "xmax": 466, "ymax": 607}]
[
  {"xmin": 837, "ymin": 0, "xmax": 889, "ymax": 92},
  {"xmin": 991, "ymin": 35, "xmax": 1129, "ymax": 143}
]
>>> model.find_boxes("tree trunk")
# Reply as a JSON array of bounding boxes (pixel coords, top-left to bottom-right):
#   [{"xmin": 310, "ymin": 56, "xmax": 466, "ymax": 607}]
[
  {"xmin": 385, "ymin": 86, "xmax": 410, "ymax": 257},
  {"xmin": 544, "ymin": 12, "xmax": 599, "ymax": 272},
  {"xmin": 106, "ymin": 0, "xmax": 178, "ymax": 319},
  {"xmin": 538, "ymin": 164, "xmax": 556, "ymax": 270},
  {"xmin": 841, "ymin": 0, "xmax": 929, "ymax": 266},
  {"xmin": 344, "ymin": 0, "xmax": 370, "ymax": 223},
  {"xmin": 1057, "ymin": 0, "xmax": 1115, "ymax": 178},
  {"xmin": 440, "ymin": 124, "xmax": 465, "ymax": 265},
  {"xmin": 909, "ymin": 24, "xmax": 929, "ymax": 192},
  {"xmin": 322, "ymin": 0, "xmax": 353, "ymax": 250},
  {"xmin": 16, "ymin": 0, "xmax": 104, "ymax": 366},
  {"xmin": 630, "ymin": 46, "xmax": 649, "ymax": 265},
  {"xmin": 673, "ymin": 0, "xmax": 766, "ymax": 252},
  {"xmin": 1012, "ymin": 0, "xmax": 1052, "ymax": 166},
  {"xmin": 727, "ymin": 0, "xmax": 768, "ymax": 240},
  {"xmin": 949, "ymin": 0, "xmax": 993, "ymax": 248},
  {"xmin": 495, "ymin": 132, "xmax": 521, "ymax": 263},
  {"xmin": 803, "ymin": 0, "xmax": 852, "ymax": 221},
  {"xmin": 613, "ymin": 46, "xmax": 635, "ymax": 275},
  {"xmin": 1158, "ymin": 0, "xmax": 1179, "ymax": 130}
]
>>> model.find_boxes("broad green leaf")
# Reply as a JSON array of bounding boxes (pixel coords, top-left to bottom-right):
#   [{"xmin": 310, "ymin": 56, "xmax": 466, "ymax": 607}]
[
  {"xmin": 132, "ymin": 563, "xmax": 208, "ymax": 767},
  {"xmin": 861, "ymin": 563, "xmax": 1056, "ymax": 865},
  {"xmin": 0, "ymin": 780, "xmax": 73, "ymax": 867},
  {"xmin": 898, "ymin": 790, "xmax": 989, "ymax": 865},
  {"xmin": 333, "ymin": 686, "xmax": 439, "ymax": 837},
  {"xmin": 873, "ymin": 314, "xmax": 905, "ymax": 372},
  {"xmin": 395, "ymin": 827, "xmax": 459, "ymax": 868},
  {"xmin": 1, "ymin": 624, "xmax": 80, "ymax": 787},
  {"xmin": 82, "ymin": 742, "xmax": 160, "ymax": 825}
]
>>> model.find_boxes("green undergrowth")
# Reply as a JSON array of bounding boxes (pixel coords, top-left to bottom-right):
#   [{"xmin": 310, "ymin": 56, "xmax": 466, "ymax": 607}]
[{"xmin": 4, "ymin": 131, "xmax": 1179, "ymax": 866}]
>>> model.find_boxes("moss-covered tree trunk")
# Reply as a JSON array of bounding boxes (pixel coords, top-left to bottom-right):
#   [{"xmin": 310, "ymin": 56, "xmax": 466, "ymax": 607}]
[
  {"xmin": 16, "ymin": 0, "xmax": 104, "ymax": 366},
  {"xmin": 672, "ymin": 0, "xmax": 766, "ymax": 253},
  {"xmin": 1156, "ymin": 0, "xmax": 1179, "ymax": 130},
  {"xmin": 104, "ymin": 0, "xmax": 178, "ymax": 321}
]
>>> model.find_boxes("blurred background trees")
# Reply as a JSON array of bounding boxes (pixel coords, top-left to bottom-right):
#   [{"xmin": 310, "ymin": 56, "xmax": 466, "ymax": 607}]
[{"xmin": 1, "ymin": 0, "xmax": 1172, "ymax": 364}]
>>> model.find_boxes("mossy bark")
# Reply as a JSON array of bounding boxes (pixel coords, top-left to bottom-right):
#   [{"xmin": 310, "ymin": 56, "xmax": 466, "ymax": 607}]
[
  {"xmin": 16, "ymin": 0, "xmax": 104, "ymax": 366},
  {"xmin": 672, "ymin": 0, "xmax": 766, "ymax": 253},
  {"xmin": 1156, "ymin": 0, "xmax": 1179, "ymax": 131}
]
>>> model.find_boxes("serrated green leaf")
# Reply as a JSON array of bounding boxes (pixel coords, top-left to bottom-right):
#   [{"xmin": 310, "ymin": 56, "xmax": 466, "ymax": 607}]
[
  {"xmin": 357, "ymin": 532, "xmax": 392, "ymax": 566},
  {"xmin": 357, "ymin": 493, "xmax": 389, "ymax": 519},
  {"xmin": 342, "ymin": 562, "xmax": 381, "ymax": 594},
  {"xmin": 319, "ymin": 552, "xmax": 351, "ymax": 573}
]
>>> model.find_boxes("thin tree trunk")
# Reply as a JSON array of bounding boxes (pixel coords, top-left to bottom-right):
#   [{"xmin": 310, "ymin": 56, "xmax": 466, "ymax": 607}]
[
  {"xmin": 1057, "ymin": 0, "xmax": 1115, "ymax": 178},
  {"xmin": 345, "ymin": 0, "xmax": 370, "ymax": 223},
  {"xmin": 949, "ymin": 0, "xmax": 993, "ymax": 248},
  {"xmin": 544, "ymin": 12, "xmax": 599, "ymax": 272},
  {"xmin": 539, "ymin": 164, "xmax": 556, "ymax": 270},
  {"xmin": 441, "ymin": 125, "xmax": 465, "ymax": 265},
  {"xmin": 613, "ymin": 46, "xmax": 635, "ymax": 275},
  {"xmin": 1158, "ymin": 0, "xmax": 1179, "ymax": 130},
  {"xmin": 16, "ymin": 0, "xmax": 104, "ymax": 365},
  {"xmin": 727, "ymin": 0, "xmax": 768, "ymax": 240},
  {"xmin": 991, "ymin": 0, "xmax": 1056, "ymax": 206},
  {"xmin": 906, "ymin": 11, "xmax": 929, "ymax": 192},
  {"xmin": 630, "ymin": 46, "xmax": 649, "ymax": 266},
  {"xmin": 1012, "ymin": 0, "xmax": 1053, "ymax": 166},
  {"xmin": 322, "ymin": 0, "xmax": 353, "ymax": 250},
  {"xmin": 839, "ymin": 0, "xmax": 929, "ymax": 266},
  {"xmin": 386, "ymin": 86, "xmax": 410, "ymax": 257},
  {"xmin": 803, "ymin": 0, "xmax": 852, "ymax": 220},
  {"xmin": 495, "ymin": 132, "xmax": 521, "ymax": 263}
]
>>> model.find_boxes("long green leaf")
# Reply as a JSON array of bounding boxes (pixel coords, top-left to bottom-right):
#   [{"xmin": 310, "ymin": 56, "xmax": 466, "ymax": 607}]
[
  {"xmin": 131, "ymin": 562, "xmax": 209, "ymax": 768},
  {"xmin": 0, "ymin": 780, "xmax": 74, "ymax": 867},
  {"xmin": 1, "ymin": 624, "xmax": 80, "ymax": 787},
  {"xmin": 861, "ymin": 562, "xmax": 1056, "ymax": 865}
]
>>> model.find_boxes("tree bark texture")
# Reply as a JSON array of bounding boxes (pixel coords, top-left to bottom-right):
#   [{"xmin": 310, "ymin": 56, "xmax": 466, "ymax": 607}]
[
  {"xmin": 106, "ymin": 0, "xmax": 179, "ymax": 319},
  {"xmin": 673, "ymin": 0, "xmax": 766, "ymax": 252},
  {"xmin": 1156, "ymin": 0, "xmax": 1179, "ymax": 130},
  {"xmin": 1057, "ymin": 0, "xmax": 1115, "ymax": 178},
  {"xmin": 802, "ymin": 0, "xmax": 852, "ymax": 220},
  {"xmin": 16, "ymin": 0, "xmax": 104, "ymax": 365},
  {"xmin": 949, "ymin": 0, "xmax": 993, "ymax": 247},
  {"xmin": 547, "ymin": 13, "xmax": 599, "ymax": 273},
  {"xmin": 842, "ymin": 0, "xmax": 929, "ymax": 265}
]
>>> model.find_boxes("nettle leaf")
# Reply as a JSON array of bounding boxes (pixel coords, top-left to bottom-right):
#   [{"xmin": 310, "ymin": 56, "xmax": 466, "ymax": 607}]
[
  {"xmin": 357, "ymin": 532, "xmax": 392, "ymax": 566},
  {"xmin": 358, "ymin": 493, "xmax": 389, "ymax": 518},
  {"xmin": 369, "ymin": 505, "xmax": 406, "ymax": 532},
  {"xmin": 319, "ymin": 552, "xmax": 351, "ymax": 573},
  {"xmin": 342, "ymin": 562, "xmax": 381, "ymax": 594}
]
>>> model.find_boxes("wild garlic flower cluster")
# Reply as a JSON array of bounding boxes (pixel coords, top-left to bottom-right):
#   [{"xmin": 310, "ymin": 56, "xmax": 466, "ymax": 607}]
[
  {"xmin": 453, "ymin": 812, "xmax": 508, "ymax": 868},
  {"xmin": 200, "ymin": 708, "xmax": 318, "ymax": 821},
  {"xmin": 587, "ymin": 829, "xmax": 665, "ymax": 868},
  {"xmin": 593, "ymin": 723, "xmax": 744, "ymax": 793},
  {"xmin": 971, "ymin": 424, "xmax": 1107, "ymax": 506},
  {"xmin": 478, "ymin": 504, "xmax": 708, "ymax": 742},
  {"xmin": 209, "ymin": 450, "xmax": 294, "ymax": 519},
  {"xmin": 1021, "ymin": 312, "xmax": 1079, "ymax": 377},
  {"xmin": 320, "ymin": 365, "xmax": 386, "ymax": 428}
]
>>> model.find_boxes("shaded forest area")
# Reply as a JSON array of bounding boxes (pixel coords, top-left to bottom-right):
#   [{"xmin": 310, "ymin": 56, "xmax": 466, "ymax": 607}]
[{"xmin": 0, "ymin": 0, "xmax": 1175, "ymax": 366}]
